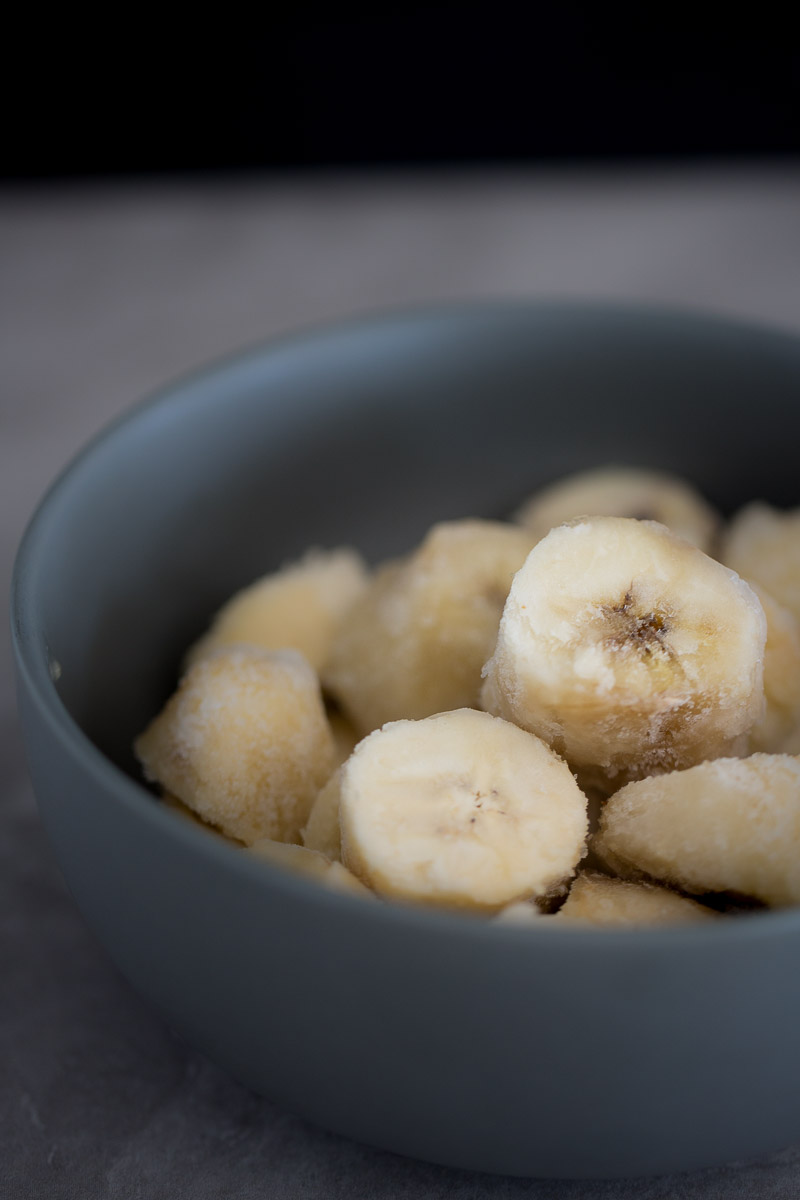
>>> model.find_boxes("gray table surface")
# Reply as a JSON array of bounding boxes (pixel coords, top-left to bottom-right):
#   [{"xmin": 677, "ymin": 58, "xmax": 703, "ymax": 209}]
[{"xmin": 3, "ymin": 164, "xmax": 800, "ymax": 1199}]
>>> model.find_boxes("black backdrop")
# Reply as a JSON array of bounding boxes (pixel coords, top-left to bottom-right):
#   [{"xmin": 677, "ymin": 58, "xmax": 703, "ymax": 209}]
[{"xmin": 4, "ymin": 4, "xmax": 799, "ymax": 179}]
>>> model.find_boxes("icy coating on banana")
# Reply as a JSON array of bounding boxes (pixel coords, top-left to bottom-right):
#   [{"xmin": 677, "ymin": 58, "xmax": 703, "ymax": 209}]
[
  {"xmin": 322, "ymin": 520, "xmax": 537, "ymax": 734},
  {"xmin": 185, "ymin": 548, "xmax": 369, "ymax": 671},
  {"xmin": 746, "ymin": 584, "xmax": 800, "ymax": 753},
  {"xmin": 338, "ymin": 708, "xmax": 588, "ymax": 911},
  {"xmin": 593, "ymin": 755, "xmax": 800, "ymax": 906},
  {"xmin": 135, "ymin": 646, "xmax": 336, "ymax": 845},
  {"xmin": 721, "ymin": 503, "xmax": 800, "ymax": 627},
  {"xmin": 248, "ymin": 836, "xmax": 371, "ymax": 896},
  {"xmin": 556, "ymin": 872, "xmax": 716, "ymax": 926},
  {"xmin": 515, "ymin": 466, "xmax": 719, "ymax": 551},
  {"xmin": 301, "ymin": 769, "xmax": 343, "ymax": 861},
  {"xmin": 482, "ymin": 516, "xmax": 767, "ymax": 789}
]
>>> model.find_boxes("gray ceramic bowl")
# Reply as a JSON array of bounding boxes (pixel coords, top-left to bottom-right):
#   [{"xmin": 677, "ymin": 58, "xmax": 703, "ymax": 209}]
[{"xmin": 12, "ymin": 302, "xmax": 800, "ymax": 1179}]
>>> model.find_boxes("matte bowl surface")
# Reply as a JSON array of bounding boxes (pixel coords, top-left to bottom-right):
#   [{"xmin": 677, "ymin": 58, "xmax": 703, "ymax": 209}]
[{"xmin": 12, "ymin": 302, "xmax": 800, "ymax": 1178}]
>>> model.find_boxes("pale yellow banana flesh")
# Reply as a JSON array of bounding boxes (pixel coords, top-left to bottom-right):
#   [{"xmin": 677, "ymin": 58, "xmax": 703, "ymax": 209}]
[
  {"xmin": 134, "ymin": 646, "xmax": 335, "ymax": 845},
  {"xmin": 493, "ymin": 900, "xmax": 543, "ymax": 925},
  {"xmin": 746, "ymin": 584, "xmax": 800, "ymax": 753},
  {"xmin": 322, "ymin": 520, "xmax": 537, "ymax": 735},
  {"xmin": 482, "ymin": 516, "xmax": 766, "ymax": 789},
  {"xmin": 339, "ymin": 708, "xmax": 588, "ymax": 911},
  {"xmin": 720, "ymin": 502, "xmax": 800, "ymax": 628},
  {"xmin": 301, "ymin": 769, "xmax": 343, "ymax": 861},
  {"xmin": 515, "ymin": 466, "xmax": 719, "ymax": 551},
  {"xmin": 185, "ymin": 547, "xmax": 368, "ymax": 671},
  {"xmin": 556, "ymin": 872, "xmax": 717, "ymax": 926},
  {"xmin": 593, "ymin": 755, "xmax": 800, "ymax": 906},
  {"xmin": 248, "ymin": 837, "xmax": 372, "ymax": 896}
]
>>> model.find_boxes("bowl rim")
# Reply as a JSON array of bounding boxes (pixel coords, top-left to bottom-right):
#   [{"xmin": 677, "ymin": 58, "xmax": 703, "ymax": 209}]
[{"xmin": 12, "ymin": 296, "xmax": 800, "ymax": 950}]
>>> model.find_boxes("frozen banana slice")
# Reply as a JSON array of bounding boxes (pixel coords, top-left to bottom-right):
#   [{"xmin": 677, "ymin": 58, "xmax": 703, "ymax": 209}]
[
  {"xmin": 720, "ymin": 502, "xmax": 800, "ymax": 627},
  {"xmin": 482, "ymin": 517, "xmax": 766, "ymax": 789},
  {"xmin": 248, "ymin": 837, "xmax": 372, "ymax": 896},
  {"xmin": 322, "ymin": 520, "xmax": 537, "ymax": 734},
  {"xmin": 593, "ymin": 755, "xmax": 800, "ymax": 906},
  {"xmin": 515, "ymin": 466, "xmax": 718, "ymax": 551},
  {"xmin": 301, "ymin": 769, "xmax": 343, "ymax": 861},
  {"xmin": 135, "ymin": 647, "xmax": 335, "ymax": 845},
  {"xmin": 185, "ymin": 548, "xmax": 368, "ymax": 671},
  {"xmin": 747, "ymin": 584, "xmax": 800, "ymax": 753},
  {"xmin": 556, "ymin": 872, "xmax": 716, "ymax": 926},
  {"xmin": 339, "ymin": 708, "xmax": 588, "ymax": 911}
]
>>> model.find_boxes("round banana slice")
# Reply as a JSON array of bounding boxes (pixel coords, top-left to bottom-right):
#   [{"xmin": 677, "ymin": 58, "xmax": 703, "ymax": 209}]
[
  {"xmin": 593, "ymin": 755, "xmax": 800, "ymax": 907},
  {"xmin": 720, "ymin": 502, "xmax": 800, "ymax": 627},
  {"xmin": 481, "ymin": 516, "xmax": 766, "ymax": 789},
  {"xmin": 248, "ymin": 837, "xmax": 372, "ymax": 896},
  {"xmin": 185, "ymin": 547, "xmax": 369, "ymax": 671},
  {"xmin": 747, "ymin": 584, "xmax": 800, "ymax": 753},
  {"xmin": 556, "ymin": 872, "xmax": 717, "ymax": 927},
  {"xmin": 134, "ymin": 646, "xmax": 336, "ymax": 845},
  {"xmin": 514, "ymin": 466, "xmax": 719, "ymax": 551},
  {"xmin": 339, "ymin": 708, "xmax": 588, "ymax": 911},
  {"xmin": 322, "ymin": 520, "xmax": 537, "ymax": 734},
  {"xmin": 301, "ymin": 769, "xmax": 343, "ymax": 861}
]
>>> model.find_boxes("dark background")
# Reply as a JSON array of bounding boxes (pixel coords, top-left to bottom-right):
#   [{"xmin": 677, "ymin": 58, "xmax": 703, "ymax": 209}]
[{"xmin": 4, "ymin": 4, "xmax": 799, "ymax": 180}]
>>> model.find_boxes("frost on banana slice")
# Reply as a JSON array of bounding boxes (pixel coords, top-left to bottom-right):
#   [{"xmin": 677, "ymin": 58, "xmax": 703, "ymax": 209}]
[
  {"xmin": 248, "ymin": 837, "xmax": 372, "ymax": 896},
  {"xmin": 301, "ymin": 769, "xmax": 343, "ymax": 861},
  {"xmin": 185, "ymin": 548, "xmax": 368, "ymax": 671},
  {"xmin": 747, "ymin": 585, "xmax": 800, "ymax": 753},
  {"xmin": 514, "ymin": 467, "xmax": 718, "ymax": 551},
  {"xmin": 482, "ymin": 517, "xmax": 766, "ymax": 789},
  {"xmin": 720, "ymin": 502, "xmax": 800, "ymax": 627},
  {"xmin": 322, "ymin": 520, "xmax": 537, "ymax": 734},
  {"xmin": 592, "ymin": 755, "xmax": 800, "ymax": 907},
  {"xmin": 556, "ymin": 872, "xmax": 716, "ymax": 926},
  {"xmin": 135, "ymin": 647, "xmax": 336, "ymax": 845},
  {"xmin": 339, "ymin": 708, "xmax": 588, "ymax": 911}
]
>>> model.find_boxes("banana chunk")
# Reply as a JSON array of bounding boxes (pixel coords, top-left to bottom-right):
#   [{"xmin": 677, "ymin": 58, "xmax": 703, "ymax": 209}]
[
  {"xmin": 135, "ymin": 647, "xmax": 336, "ymax": 845},
  {"xmin": 747, "ymin": 585, "xmax": 800, "ymax": 753},
  {"xmin": 322, "ymin": 520, "xmax": 537, "ymax": 734},
  {"xmin": 721, "ymin": 502, "xmax": 800, "ymax": 627},
  {"xmin": 185, "ymin": 548, "xmax": 368, "ymax": 671},
  {"xmin": 593, "ymin": 756, "xmax": 800, "ymax": 906},
  {"xmin": 339, "ymin": 708, "xmax": 588, "ymax": 911},
  {"xmin": 248, "ymin": 837, "xmax": 372, "ymax": 896},
  {"xmin": 557, "ymin": 872, "xmax": 716, "ymax": 926},
  {"xmin": 515, "ymin": 466, "xmax": 718, "ymax": 551},
  {"xmin": 482, "ymin": 517, "xmax": 766, "ymax": 789},
  {"xmin": 301, "ymin": 769, "xmax": 343, "ymax": 861}
]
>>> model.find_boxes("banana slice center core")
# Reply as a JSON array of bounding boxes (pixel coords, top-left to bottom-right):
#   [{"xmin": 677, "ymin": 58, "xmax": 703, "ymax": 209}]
[{"xmin": 601, "ymin": 590, "xmax": 672, "ymax": 658}]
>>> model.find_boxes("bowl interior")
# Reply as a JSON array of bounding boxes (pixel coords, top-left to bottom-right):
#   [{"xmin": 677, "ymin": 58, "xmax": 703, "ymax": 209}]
[{"xmin": 15, "ymin": 301, "xmax": 800, "ymax": 792}]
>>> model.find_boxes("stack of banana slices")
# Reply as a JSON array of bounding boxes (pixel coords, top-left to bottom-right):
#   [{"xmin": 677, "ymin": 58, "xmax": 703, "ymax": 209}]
[{"xmin": 135, "ymin": 467, "xmax": 800, "ymax": 928}]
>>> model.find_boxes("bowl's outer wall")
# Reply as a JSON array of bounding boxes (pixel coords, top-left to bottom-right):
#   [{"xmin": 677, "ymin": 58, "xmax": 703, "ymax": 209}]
[{"xmin": 13, "ymin": 304, "xmax": 800, "ymax": 1177}]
